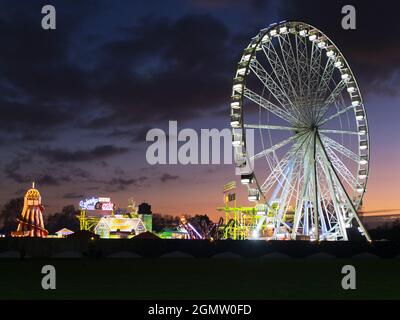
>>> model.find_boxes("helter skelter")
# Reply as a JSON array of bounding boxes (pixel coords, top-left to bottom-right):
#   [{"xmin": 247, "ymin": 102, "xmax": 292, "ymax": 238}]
[
  {"xmin": 11, "ymin": 182, "xmax": 48, "ymax": 237},
  {"xmin": 231, "ymin": 21, "xmax": 370, "ymax": 241}
]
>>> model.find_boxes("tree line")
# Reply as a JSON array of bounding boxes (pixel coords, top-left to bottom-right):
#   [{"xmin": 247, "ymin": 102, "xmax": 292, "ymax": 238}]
[
  {"xmin": 1, "ymin": 197, "xmax": 399, "ymax": 240},
  {"xmin": 0, "ymin": 197, "xmax": 211, "ymax": 236}
]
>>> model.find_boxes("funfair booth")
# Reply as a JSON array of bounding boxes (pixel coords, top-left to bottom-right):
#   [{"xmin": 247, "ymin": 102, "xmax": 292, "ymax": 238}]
[{"xmin": 77, "ymin": 196, "xmax": 147, "ymax": 239}]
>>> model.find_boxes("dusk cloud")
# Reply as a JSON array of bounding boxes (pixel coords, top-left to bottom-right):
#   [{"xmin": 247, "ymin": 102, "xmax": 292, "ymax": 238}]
[
  {"xmin": 38, "ymin": 145, "xmax": 130, "ymax": 163},
  {"xmin": 159, "ymin": 173, "xmax": 180, "ymax": 183}
]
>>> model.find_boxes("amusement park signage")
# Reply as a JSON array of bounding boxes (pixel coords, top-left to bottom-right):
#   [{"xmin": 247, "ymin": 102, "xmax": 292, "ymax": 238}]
[
  {"xmin": 79, "ymin": 197, "xmax": 114, "ymax": 211},
  {"xmin": 79, "ymin": 197, "xmax": 98, "ymax": 210},
  {"xmin": 99, "ymin": 202, "xmax": 115, "ymax": 211}
]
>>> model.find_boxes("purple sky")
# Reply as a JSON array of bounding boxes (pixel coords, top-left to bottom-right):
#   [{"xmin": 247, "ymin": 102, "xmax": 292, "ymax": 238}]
[{"xmin": 0, "ymin": 0, "xmax": 399, "ymax": 222}]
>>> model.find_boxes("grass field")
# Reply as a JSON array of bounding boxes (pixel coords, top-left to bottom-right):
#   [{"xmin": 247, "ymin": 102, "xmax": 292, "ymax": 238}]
[{"xmin": 0, "ymin": 258, "xmax": 398, "ymax": 299}]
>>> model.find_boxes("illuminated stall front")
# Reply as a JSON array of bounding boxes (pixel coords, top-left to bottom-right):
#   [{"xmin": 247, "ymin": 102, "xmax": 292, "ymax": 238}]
[
  {"xmin": 78, "ymin": 196, "xmax": 148, "ymax": 239},
  {"xmin": 94, "ymin": 216, "xmax": 146, "ymax": 239}
]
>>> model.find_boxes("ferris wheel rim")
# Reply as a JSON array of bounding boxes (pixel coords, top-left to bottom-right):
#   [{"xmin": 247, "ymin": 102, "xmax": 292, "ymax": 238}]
[{"xmin": 230, "ymin": 21, "xmax": 370, "ymax": 240}]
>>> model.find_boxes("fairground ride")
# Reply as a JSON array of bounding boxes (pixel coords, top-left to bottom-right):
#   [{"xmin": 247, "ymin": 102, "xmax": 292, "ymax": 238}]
[
  {"xmin": 230, "ymin": 21, "xmax": 370, "ymax": 241},
  {"xmin": 180, "ymin": 216, "xmax": 224, "ymax": 240}
]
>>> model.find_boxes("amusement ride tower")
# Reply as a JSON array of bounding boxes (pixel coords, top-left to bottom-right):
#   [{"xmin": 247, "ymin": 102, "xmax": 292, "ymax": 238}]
[{"xmin": 12, "ymin": 182, "xmax": 48, "ymax": 237}]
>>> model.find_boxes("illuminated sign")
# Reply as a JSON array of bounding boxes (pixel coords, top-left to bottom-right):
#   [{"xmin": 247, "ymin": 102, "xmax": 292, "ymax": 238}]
[
  {"xmin": 100, "ymin": 202, "xmax": 115, "ymax": 211},
  {"xmin": 79, "ymin": 197, "xmax": 114, "ymax": 211},
  {"xmin": 79, "ymin": 197, "xmax": 99, "ymax": 210}
]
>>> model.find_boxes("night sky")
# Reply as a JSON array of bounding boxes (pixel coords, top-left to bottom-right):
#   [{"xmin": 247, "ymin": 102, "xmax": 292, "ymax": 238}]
[{"xmin": 0, "ymin": 0, "xmax": 399, "ymax": 221}]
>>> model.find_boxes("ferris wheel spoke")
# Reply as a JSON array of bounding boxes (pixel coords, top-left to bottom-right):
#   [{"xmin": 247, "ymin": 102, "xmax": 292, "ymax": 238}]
[
  {"xmin": 248, "ymin": 59, "xmax": 304, "ymax": 122},
  {"xmin": 261, "ymin": 133, "xmax": 311, "ymax": 194},
  {"xmin": 319, "ymin": 142, "xmax": 361, "ymax": 190},
  {"xmin": 277, "ymin": 35, "xmax": 304, "ymax": 102},
  {"xmin": 328, "ymin": 152, "xmax": 361, "ymax": 190},
  {"xmin": 261, "ymin": 155, "xmax": 291, "ymax": 193},
  {"xmin": 278, "ymin": 34, "xmax": 314, "ymax": 127},
  {"xmin": 251, "ymin": 133, "xmax": 303, "ymax": 161},
  {"xmin": 243, "ymin": 87, "xmax": 299, "ymax": 125},
  {"xmin": 317, "ymin": 174, "xmax": 334, "ymax": 231},
  {"xmin": 291, "ymin": 135, "xmax": 314, "ymax": 238},
  {"xmin": 316, "ymin": 133, "xmax": 371, "ymax": 241},
  {"xmin": 295, "ymin": 35, "xmax": 309, "ymax": 97},
  {"xmin": 315, "ymin": 80, "xmax": 347, "ymax": 123},
  {"xmin": 317, "ymin": 148, "xmax": 350, "ymax": 239},
  {"xmin": 293, "ymin": 35, "xmax": 315, "ymax": 126},
  {"xmin": 316, "ymin": 177, "xmax": 328, "ymax": 235},
  {"xmin": 248, "ymin": 60, "xmax": 292, "ymax": 113},
  {"xmin": 318, "ymin": 104, "xmax": 354, "ymax": 126},
  {"xmin": 261, "ymin": 148, "xmax": 298, "ymax": 193},
  {"xmin": 243, "ymin": 124, "xmax": 295, "ymax": 131},
  {"xmin": 260, "ymin": 44, "xmax": 307, "ymax": 122},
  {"xmin": 313, "ymin": 58, "xmax": 335, "ymax": 102},
  {"xmin": 319, "ymin": 129, "xmax": 360, "ymax": 135},
  {"xmin": 312, "ymin": 59, "xmax": 336, "ymax": 120},
  {"xmin": 272, "ymin": 160, "xmax": 296, "ymax": 237},
  {"xmin": 308, "ymin": 42, "xmax": 323, "ymax": 92},
  {"xmin": 307, "ymin": 43, "xmax": 324, "ymax": 122},
  {"xmin": 261, "ymin": 42, "xmax": 299, "ymax": 100},
  {"xmin": 320, "ymin": 134, "xmax": 360, "ymax": 162}
]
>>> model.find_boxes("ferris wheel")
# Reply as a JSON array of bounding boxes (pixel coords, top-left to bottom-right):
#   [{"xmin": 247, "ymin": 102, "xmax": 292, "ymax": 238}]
[{"xmin": 231, "ymin": 21, "xmax": 370, "ymax": 241}]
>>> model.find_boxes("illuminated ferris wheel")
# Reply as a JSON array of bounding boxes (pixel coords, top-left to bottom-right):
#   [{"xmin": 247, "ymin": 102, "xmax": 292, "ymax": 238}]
[{"xmin": 231, "ymin": 21, "xmax": 370, "ymax": 241}]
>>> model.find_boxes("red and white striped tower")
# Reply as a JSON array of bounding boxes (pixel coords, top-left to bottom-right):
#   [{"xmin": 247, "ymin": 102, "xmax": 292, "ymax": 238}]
[{"xmin": 12, "ymin": 182, "xmax": 48, "ymax": 237}]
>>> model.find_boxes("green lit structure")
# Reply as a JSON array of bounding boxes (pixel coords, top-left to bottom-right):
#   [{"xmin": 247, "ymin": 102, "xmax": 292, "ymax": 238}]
[
  {"xmin": 78, "ymin": 210, "xmax": 99, "ymax": 231},
  {"xmin": 77, "ymin": 198, "xmax": 152, "ymax": 238},
  {"xmin": 218, "ymin": 181, "xmax": 294, "ymax": 240},
  {"xmin": 218, "ymin": 204, "xmax": 294, "ymax": 240}
]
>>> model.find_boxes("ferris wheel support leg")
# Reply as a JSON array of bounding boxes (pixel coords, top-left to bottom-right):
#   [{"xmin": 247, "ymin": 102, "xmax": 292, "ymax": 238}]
[
  {"xmin": 316, "ymin": 133, "xmax": 371, "ymax": 242},
  {"xmin": 317, "ymin": 185, "xmax": 328, "ymax": 237},
  {"xmin": 291, "ymin": 198, "xmax": 304, "ymax": 239},
  {"xmin": 272, "ymin": 161, "xmax": 294, "ymax": 239},
  {"xmin": 311, "ymin": 129, "xmax": 319, "ymax": 241},
  {"xmin": 291, "ymin": 139, "xmax": 312, "ymax": 239},
  {"xmin": 324, "ymin": 160, "xmax": 348, "ymax": 240},
  {"xmin": 291, "ymin": 172, "xmax": 308, "ymax": 239}
]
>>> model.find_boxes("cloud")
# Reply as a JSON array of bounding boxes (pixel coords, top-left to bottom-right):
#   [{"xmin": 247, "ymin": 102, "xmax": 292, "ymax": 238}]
[
  {"xmin": 0, "ymin": 8, "xmax": 238, "ymax": 144},
  {"xmin": 83, "ymin": 14, "xmax": 235, "ymax": 128},
  {"xmin": 104, "ymin": 176, "xmax": 148, "ymax": 191},
  {"xmin": 276, "ymin": 0, "xmax": 400, "ymax": 93},
  {"xmin": 3, "ymin": 155, "xmax": 31, "ymax": 183},
  {"xmin": 0, "ymin": 0, "xmax": 397, "ymax": 147},
  {"xmin": 190, "ymin": 0, "xmax": 269, "ymax": 10},
  {"xmin": 114, "ymin": 167, "xmax": 125, "ymax": 175},
  {"xmin": 0, "ymin": 1, "xmax": 99, "ymax": 139},
  {"xmin": 62, "ymin": 192, "xmax": 85, "ymax": 199},
  {"xmin": 159, "ymin": 173, "xmax": 180, "ymax": 183},
  {"xmin": 4, "ymin": 157, "xmax": 66, "ymax": 186},
  {"xmin": 38, "ymin": 145, "xmax": 130, "ymax": 163},
  {"xmin": 36, "ymin": 174, "xmax": 60, "ymax": 186},
  {"xmin": 3, "ymin": 150, "xmax": 95, "ymax": 188}
]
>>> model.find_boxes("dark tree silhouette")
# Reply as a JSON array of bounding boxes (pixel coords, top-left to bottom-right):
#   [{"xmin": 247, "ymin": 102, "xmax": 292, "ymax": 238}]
[
  {"xmin": 369, "ymin": 219, "xmax": 400, "ymax": 241},
  {"xmin": 0, "ymin": 198, "xmax": 23, "ymax": 235},
  {"xmin": 45, "ymin": 205, "xmax": 80, "ymax": 233},
  {"xmin": 188, "ymin": 214, "xmax": 212, "ymax": 226},
  {"xmin": 152, "ymin": 213, "xmax": 180, "ymax": 232},
  {"xmin": 138, "ymin": 203, "xmax": 152, "ymax": 215}
]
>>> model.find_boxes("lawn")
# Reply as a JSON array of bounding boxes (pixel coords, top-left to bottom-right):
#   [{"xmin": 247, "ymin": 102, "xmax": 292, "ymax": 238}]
[{"xmin": 0, "ymin": 258, "xmax": 398, "ymax": 299}]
